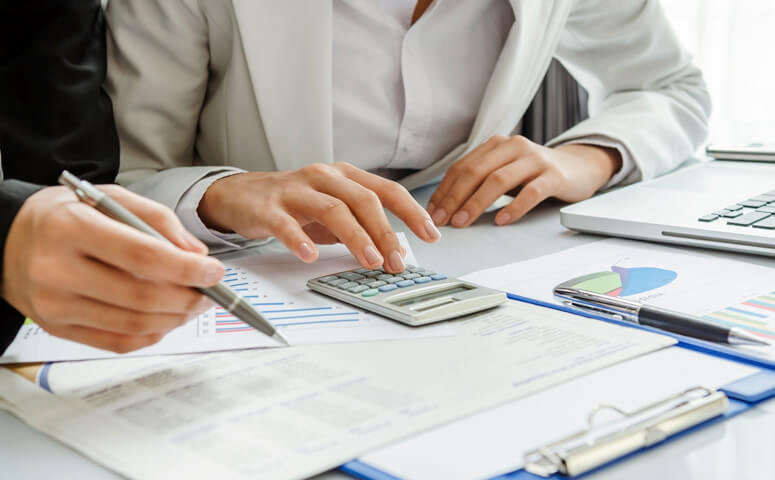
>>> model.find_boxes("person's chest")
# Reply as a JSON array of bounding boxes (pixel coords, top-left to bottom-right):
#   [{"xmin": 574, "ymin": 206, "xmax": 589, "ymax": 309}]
[{"xmin": 331, "ymin": 0, "xmax": 515, "ymax": 172}]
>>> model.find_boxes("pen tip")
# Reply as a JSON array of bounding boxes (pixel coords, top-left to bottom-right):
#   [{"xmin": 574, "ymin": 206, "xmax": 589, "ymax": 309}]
[
  {"xmin": 272, "ymin": 332, "xmax": 289, "ymax": 347},
  {"xmin": 729, "ymin": 328, "xmax": 771, "ymax": 346}
]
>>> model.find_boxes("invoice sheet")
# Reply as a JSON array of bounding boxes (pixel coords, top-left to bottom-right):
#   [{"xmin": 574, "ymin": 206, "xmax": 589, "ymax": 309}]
[
  {"xmin": 360, "ymin": 346, "xmax": 756, "ymax": 480},
  {"xmin": 0, "ymin": 300, "xmax": 673, "ymax": 480},
  {"xmin": 463, "ymin": 238, "xmax": 775, "ymax": 362},
  {"xmin": 0, "ymin": 233, "xmax": 452, "ymax": 363}
]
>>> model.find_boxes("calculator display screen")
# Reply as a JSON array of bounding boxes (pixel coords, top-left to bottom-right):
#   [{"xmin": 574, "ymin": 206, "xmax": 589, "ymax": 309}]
[{"xmin": 389, "ymin": 285, "xmax": 473, "ymax": 307}]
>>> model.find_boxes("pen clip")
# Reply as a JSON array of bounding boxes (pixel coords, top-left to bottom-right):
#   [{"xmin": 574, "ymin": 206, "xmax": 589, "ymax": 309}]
[{"xmin": 58, "ymin": 170, "xmax": 104, "ymax": 207}]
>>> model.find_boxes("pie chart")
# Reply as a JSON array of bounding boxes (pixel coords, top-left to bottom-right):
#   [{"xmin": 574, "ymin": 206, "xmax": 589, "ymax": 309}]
[{"xmin": 557, "ymin": 266, "xmax": 677, "ymax": 297}]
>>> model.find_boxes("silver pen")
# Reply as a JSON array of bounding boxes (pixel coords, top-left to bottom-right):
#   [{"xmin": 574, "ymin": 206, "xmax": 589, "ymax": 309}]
[
  {"xmin": 554, "ymin": 287, "xmax": 768, "ymax": 346},
  {"xmin": 59, "ymin": 170, "xmax": 288, "ymax": 346}
]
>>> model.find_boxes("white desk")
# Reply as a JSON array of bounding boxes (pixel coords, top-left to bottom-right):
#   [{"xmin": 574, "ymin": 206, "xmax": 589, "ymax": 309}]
[{"xmin": 3, "ymin": 184, "xmax": 775, "ymax": 479}]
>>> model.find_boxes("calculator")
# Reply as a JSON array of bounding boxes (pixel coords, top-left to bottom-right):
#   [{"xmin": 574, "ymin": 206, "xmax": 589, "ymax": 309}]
[{"xmin": 307, "ymin": 265, "xmax": 507, "ymax": 326}]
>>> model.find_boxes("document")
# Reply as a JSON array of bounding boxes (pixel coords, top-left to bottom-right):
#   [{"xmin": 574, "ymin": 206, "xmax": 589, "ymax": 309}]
[
  {"xmin": 0, "ymin": 233, "xmax": 452, "ymax": 364},
  {"xmin": 360, "ymin": 347, "xmax": 757, "ymax": 480},
  {"xmin": 463, "ymin": 238, "xmax": 775, "ymax": 362},
  {"xmin": 0, "ymin": 301, "xmax": 673, "ymax": 480}
]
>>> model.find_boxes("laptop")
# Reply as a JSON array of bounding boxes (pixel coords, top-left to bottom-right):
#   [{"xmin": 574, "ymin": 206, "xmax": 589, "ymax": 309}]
[{"xmin": 560, "ymin": 159, "xmax": 775, "ymax": 257}]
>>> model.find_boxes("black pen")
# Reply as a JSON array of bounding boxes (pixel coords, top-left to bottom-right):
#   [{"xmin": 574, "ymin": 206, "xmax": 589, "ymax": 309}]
[
  {"xmin": 554, "ymin": 287, "xmax": 769, "ymax": 346},
  {"xmin": 58, "ymin": 171, "xmax": 288, "ymax": 346}
]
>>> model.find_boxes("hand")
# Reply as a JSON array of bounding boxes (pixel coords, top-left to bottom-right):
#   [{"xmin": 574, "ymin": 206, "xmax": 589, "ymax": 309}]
[
  {"xmin": 198, "ymin": 163, "xmax": 441, "ymax": 273},
  {"xmin": 427, "ymin": 136, "xmax": 622, "ymax": 227},
  {"xmin": 1, "ymin": 186, "xmax": 225, "ymax": 353}
]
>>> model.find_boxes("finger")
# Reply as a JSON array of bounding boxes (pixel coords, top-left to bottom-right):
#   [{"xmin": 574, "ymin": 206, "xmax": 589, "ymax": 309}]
[
  {"xmin": 258, "ymin": 209, "xmax": 319, "ymax": 263},
  {"xmin": 452, "ymin": 156, "xmax": 543, "ymax": 228},
  {"xmin": 334, "ymin": 163, "xmax": 441, "ymax": 246},
  {"xmin": 284, "ymin": 189, "xmax": 384, "ymax": 270},
  {"xmin": 66, "ymin": 255, "xmax": 213, "ymax": 314},
  {"xmin": 303, "ymin": 223, "xmax": 339, "ymax": 245},
  {"xmin": 43, "ymin": 323, "xmax": 167, "ymax": 354},
  {"xmin": 437, "ymin": 137, "xmax": 529, "ymax": 227},
  {"xmin": 36, "ymin": 292, "xmax": 203, "ymax": 336},
  {"xmin": 495, "ymin": 174, "xmax": 556, "ymax": 225},
  {"xmin": 97, "ymin": 185, "xmax": 208, "ymax": 254},
  {"xmin": 427, "ymin": 136, "xmax": 505, "ymax": 220},
  {"xmin": 68, "ymin": 205, "xmax": 225, "ymax": 287},
  {"xmin": 308, "ymin": 171, "xmax": 405, "ymax": 272}
]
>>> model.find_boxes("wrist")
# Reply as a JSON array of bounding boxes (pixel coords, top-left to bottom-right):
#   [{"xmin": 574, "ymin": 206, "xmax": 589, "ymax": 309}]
[
  {"xmin": 555, "ymin": 144, "xmax": 622, "ymax": 184},
  {"xmin": 198, "ymin": 175, "xmax": 238, "ymax": 233}
]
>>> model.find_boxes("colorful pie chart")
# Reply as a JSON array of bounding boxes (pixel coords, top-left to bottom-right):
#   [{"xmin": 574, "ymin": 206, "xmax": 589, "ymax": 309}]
[{"xmin": 558, "ymin": 266, "xmax": 677, "ymax": 297}]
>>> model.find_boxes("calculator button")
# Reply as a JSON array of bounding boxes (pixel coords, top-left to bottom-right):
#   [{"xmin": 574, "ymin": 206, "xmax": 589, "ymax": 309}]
[
  {"xmin": 414, "ymin": 276, "xmax": 432, "ymax": 284},
  {"xmin": 354, "ymin": 268, "xmax": 370, "ymax": 274},
  {"xmin": 405, "ymin": 265, "xmax": 417, "ymax": 272},
  {"xmin": 377, "ymin": 274, "xmax": 394, "ymax": 281},
  {"xmin": 698, "ymin": 214, "xmax": 718, "ymax": 222},
  {"xmin": 419, "ymin": 271, "xmax": 436, "ymax": 276},
  {"xmin": 328, "ymin": 278, "xmax": 349, "ymax": 286},
  {"xmin": 430, "ymin": 274, "xmax": 447, "ymax": 281},
  {"xmin": 725, "ymin": 204, "xmax": 743, "ymax": 211},
  {"xmin": 722, "ymin": 210, "xmax": 743, "ymax": 218},
  {"xmin": 386, "ymin": 277, "xmax": 404, "ymax": 284},
  {"xmin": 396, "ymin": 280, "xmax": 415, "ymax": 288},
  {"xmin": 753, "ymin": 217, "xmax": 775, "ymax": 229},
  {"xmin": 748, "ymin": 195, "xmax": 775, "ymax": 203},
  {"xmin": 362, "ymin": 289, "xmax": 379, "ymax": 297},
  {"xmin": 402, "ymin": 273, "xmax": 421, "ymax": 280},
  {"xmin": 340, "ymin": 272, "xmax": 366, "ymax": 281},
  {"xmin": 378, "ymin": 284, "xmax": 398, "ymax": 292},
  {"xmin": 357, "ymin": 279, "xmax": 375, "ymax": 285},
  {"xmin": 366, "ymin": 280, "xmax": 387, "ymax": 288},
  {"xmin": 337, "ymin": 281, "xmax": 358, "ymax": 290},
  {"xmin": 758, "ymin": 206, "xmax": 775, "ymax": 214},
  {"xmin": 741, "ymin": 200, "xmax": 766, "ymax": 208},
  {"xmin": 363, "ymin": 271, "xmax": 382, "ymax": 278},
  {"xmin": 348, "ymin": 285, "xmax": 370, "ymax": 293},
  {"xmin": 317, "ymin": 275, "xmax": 339, "ymax": 283},
  {"xmin": 728, "ymin": 211, "xmax": 770, "ymax": 226}
]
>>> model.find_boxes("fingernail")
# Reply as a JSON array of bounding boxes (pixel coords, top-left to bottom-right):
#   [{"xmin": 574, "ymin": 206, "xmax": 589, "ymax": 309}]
[
  {"xmin": 202, "ymin": 261, "xmax": 224, "ymax": 284},
  {"xmin": 400, "ymin": 246, "xmax": 407, "ymax": 258},
  {"xmin": 389, "ymin": 250, "xmax": 405, "ymax": 272},
  {"xmin": 424, "ymin": 219, "xmax": 441, "ymax": 241},
  {"xmin": 432, "ymin": 208, "xmax": 447, "ymax": 226},
  {"xmin": 495, "ymin": 212, "xmax": 511, "ymax": 225},
  {"xmin": 363, "ymin": 245, "xmax": 382, "ymax": 266},
  {"xmin": 451, "ymin": 210, "xmax": 469, "ymax": 227},
  {"xmin": 427, "ymin": 202, "xmax": 436, "ymax": 215},
  {"xmin": 298, "ymin": 242, "xmax": 316, "ymax": 262}
]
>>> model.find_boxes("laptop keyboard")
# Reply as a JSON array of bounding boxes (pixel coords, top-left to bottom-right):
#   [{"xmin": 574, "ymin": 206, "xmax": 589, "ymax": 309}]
[{"xmin": 699, "ymin": 189, "xmax": 775, "ymax": 229}]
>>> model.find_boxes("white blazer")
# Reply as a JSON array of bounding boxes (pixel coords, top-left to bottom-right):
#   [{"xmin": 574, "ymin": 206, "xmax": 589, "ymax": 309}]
[{"xmin": 106, "ymin": 0, "xmax": 711, "ymax": 210}]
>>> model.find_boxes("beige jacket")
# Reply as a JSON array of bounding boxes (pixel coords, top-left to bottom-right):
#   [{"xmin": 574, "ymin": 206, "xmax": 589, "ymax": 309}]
[{"xmin": 106, "ymin": 0, "xmax": 711, "ymax": 211}]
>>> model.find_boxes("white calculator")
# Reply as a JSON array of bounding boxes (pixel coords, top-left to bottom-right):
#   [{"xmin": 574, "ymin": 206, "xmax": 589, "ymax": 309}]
[{"xmin": 307, "ymin": 265, "xmax": 507, "ymax": 326}]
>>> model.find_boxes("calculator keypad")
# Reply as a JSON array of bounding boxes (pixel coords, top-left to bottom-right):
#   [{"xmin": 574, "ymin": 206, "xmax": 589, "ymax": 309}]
[{"xmin": 316, "ymin": 266, "xmax": 447, "ymax": 297}]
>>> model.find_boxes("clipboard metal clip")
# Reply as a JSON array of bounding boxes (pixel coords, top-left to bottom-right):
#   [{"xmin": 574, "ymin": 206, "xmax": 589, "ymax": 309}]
[{"xmin": 523, "ymin": 386, "xmax": 728, "ymax": 477}]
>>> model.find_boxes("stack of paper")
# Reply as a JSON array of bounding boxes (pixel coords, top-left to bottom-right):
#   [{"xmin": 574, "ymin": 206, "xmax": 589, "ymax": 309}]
[{"xmin": 0, "ymin": 300, "xmax": 673, "ymax": 480}]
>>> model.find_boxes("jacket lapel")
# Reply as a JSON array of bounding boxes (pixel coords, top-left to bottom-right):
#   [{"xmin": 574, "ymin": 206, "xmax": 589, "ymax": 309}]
[
  {"xmin": 401, "ymin": 0, "xmax": 573, "ymax": 190},
  {"xmin": 232, "ymin": 0, "xmax": 334, "ymax": 171},
  {"xmin": 467, "ymin": 0, "xmax": 572, "ymax": 146}
]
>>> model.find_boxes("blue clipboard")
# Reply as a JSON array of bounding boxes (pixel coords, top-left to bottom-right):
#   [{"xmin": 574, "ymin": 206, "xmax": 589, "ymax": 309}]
[{"xmin": 338, "ymin": 295, "xmax": 775, "ymax": 480}]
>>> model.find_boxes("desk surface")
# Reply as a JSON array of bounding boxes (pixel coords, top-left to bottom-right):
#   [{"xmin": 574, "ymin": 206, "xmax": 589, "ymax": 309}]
[{"xmin": 3, "ymin": 185, "xmax": 775, "ymax": 479}]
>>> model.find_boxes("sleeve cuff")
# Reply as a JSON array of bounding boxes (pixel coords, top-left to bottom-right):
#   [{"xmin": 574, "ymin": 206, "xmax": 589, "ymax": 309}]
[
  {"xmin": 558, "ymin": 135, "xmax": 637, "ymax": 189},
  {"xmin": 176, "ymin": 170, "xmax": 254, "ymax": 252}
]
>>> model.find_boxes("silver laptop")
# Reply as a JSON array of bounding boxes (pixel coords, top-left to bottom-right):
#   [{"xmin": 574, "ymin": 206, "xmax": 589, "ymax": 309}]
[{"xmin": 561, "ymin": 160, "xmax": 775, "ymax": 256}]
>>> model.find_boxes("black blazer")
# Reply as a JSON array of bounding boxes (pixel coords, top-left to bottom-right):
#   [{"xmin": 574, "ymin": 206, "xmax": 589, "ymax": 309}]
[{"xmin": 0, "ymin": 0, "xmax": 119, "ymax": 352}]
